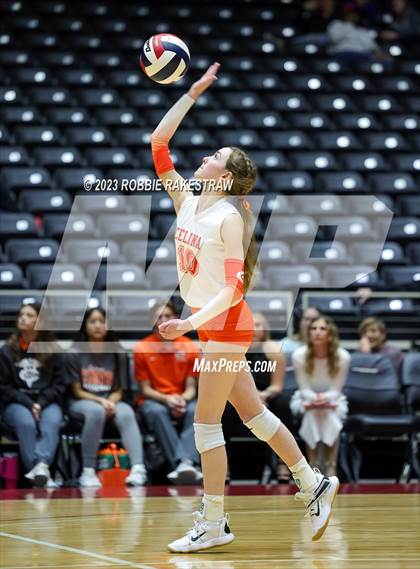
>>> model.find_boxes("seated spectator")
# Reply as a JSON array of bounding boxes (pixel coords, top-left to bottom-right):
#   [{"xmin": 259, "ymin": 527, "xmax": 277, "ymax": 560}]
[
  {"xmin": 0, "ymin": 303, "xmax": 65, "ymax": 488},
  {"xmin": 248, "ymin": 312, "xmax": 289, "ymax": 482},
  {"xmin": 380, "ymin": 0, "xmax": 420, "ymax": 42},
  {"xmin": 281, "ymin": 306, "xmax": 321, "ymax": 355},
  {"xmin": 357, "ymin": 317, "xmax": 403, "ymax": 371},
  {"xmin": 291, "ymin": 315, "xmax": 350, "ymax": 477},
  {"xmin": 247, "ymin": 312, "xmax": 286, "ymax": 404},
  {"xmin": 133, "ymin": 301, "xmax": 202, "ymax": 484},
  {"xmin": 66, "ymin": 307, "xmax": 146, "ymax": 488}
]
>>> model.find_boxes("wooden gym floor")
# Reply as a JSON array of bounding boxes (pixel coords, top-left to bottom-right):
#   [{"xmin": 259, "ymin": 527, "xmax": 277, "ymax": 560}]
[{"xmin": 0, "ymin": 485, "xmax": 419, "ymax": 569}]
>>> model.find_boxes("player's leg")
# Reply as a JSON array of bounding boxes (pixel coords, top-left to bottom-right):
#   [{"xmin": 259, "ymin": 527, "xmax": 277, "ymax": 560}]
[
  {"xmin": 229, "ymin": 364, "xmax": 340, "ymax": 541},
  {"xmin": 168, "ymin": 341, "xmax": 243, "ymax": 553}
]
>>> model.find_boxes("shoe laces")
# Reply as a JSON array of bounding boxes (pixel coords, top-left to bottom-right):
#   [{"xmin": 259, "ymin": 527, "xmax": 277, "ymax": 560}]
[
  {"xmin": 186, "ymin": 511, "xmax": 207, "ymax": 539},
  {"xmin": 294, "ymin": 468, "xmax": 322, "ymax": 515}
]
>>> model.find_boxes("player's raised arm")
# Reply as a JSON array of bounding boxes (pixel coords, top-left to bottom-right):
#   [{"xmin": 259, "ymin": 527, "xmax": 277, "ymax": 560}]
[{"xmin": 151, "ymin": 62, "xmax": 220, "ymax": 214}]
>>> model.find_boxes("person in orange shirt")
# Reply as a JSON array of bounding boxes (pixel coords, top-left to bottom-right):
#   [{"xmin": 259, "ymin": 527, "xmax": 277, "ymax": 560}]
[{"xmin": 133, "ymin": 301, "xmax": 202, "ymax": 484}]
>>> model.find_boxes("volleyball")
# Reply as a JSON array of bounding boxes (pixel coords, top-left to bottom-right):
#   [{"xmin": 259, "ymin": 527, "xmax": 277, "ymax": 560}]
[{"xmin": 140, "ymin": 33, "xmax": 190, "ymax": 84}]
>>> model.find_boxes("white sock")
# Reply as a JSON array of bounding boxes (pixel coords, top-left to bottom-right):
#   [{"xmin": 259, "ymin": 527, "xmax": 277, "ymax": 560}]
[
  {"xmin": 200, "ymin": 494, "xmax": 224, "ymax": 521},
  {"xmin": 289, "ymin": 457, "xmax": 318, "ymax": 493}
]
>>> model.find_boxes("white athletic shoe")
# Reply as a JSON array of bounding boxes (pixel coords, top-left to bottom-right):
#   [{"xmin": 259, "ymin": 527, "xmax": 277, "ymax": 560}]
[
  {"xmin": 295, "ymin": 469, "xmax": 340, "ymax": 541},
  {"xmin": 167, "ymin": 460, "xmax": 203, "ymax": 485},
  {"xmin": 26, "ymin": 462, "xmax": 50, "ymax": 488},
  {"xmin": 168, "ymin": 511, "xmax": 234, "ymax": 553},
  {"xmin": 79, "ymin": 467, "xmax": 102, "ymax": 488},
  {"xmin": 125, "ymin": 464, "xmax": 147, "ymax": 486}
]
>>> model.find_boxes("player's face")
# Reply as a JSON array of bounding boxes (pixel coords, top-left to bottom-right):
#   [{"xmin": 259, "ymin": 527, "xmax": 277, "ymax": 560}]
[
  {"xmin": 309, "ymin": 318, "xmax": 329, "ymax": 346},
  {"xmin": 364, "ymin": 325, "xmax": 385, "ymax": 349},
  {"xmin": 17, "ymin": 306, "xmax": 38, "ymax": 333},
  {"xmin": 85, "ymin": 310, "xmax": 107, "ymax": 341},
  {"xmin": 194, "ymin": 147, "xmax": 232, "ymax": 181}
]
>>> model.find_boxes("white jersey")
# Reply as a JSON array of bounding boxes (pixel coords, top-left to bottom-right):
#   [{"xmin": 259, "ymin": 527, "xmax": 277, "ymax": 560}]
[{"xmin": 175, "ymin": 195, "xmax": 241, "ymax": 308}]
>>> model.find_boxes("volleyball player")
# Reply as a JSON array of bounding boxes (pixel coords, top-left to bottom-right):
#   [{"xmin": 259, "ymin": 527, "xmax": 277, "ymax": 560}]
[{"xmin": 150, "ymin": 62, "xmax": 339, "ymax": 553}]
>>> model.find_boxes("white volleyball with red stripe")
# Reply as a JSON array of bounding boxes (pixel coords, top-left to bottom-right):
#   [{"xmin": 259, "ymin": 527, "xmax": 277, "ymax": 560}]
[{"xmin": 140, "ymin": 33, "xmax": 190, "ymax": 84}]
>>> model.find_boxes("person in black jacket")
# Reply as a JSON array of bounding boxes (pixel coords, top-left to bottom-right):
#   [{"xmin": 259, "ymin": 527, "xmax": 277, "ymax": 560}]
[
  {"xmin": 65, "ymin": 307, "xmax": 146, "ymax": 488},
  {"xmin": 0, "ymin": 303, "xmax": 65, "ymax": 488}
]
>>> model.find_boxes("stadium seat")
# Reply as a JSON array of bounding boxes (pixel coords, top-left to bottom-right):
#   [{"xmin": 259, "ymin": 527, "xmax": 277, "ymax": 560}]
[
  {"xmin": 399, "ymin": 195, "xmax": 420, "ymax": 216},
  {"xmin": 72, "ymin": 194, "xmax": 127, "ymax": 214},
  {"xmin": 361, "ymin": 298, "xmax": 416, "ymax": 316},
  {"xmin": 86, "ymin": 264, "xmax": 148, "ymax": 290},
  {"xmin": 291, "ymin": 195, "xmax": 343, "ymax": 215},
  {"xmin": 306, "ymin": 295, "xmax": 358, "ymax": 316},
  {"xmin": 343, "ymin": 353, "xmax": 420, "ymax": 482},
  {"xmin": 96, "ymin": 214, "xmax": 149, "ymax": 241},
  {"xmin": 33, "ymin": 147, "xmax": 84, "ymax": 167},
  {"xmin": 350, "ymin": 242, "xmax": 406, "ymax": 266},
  {"xmin": 294, "ymin": 241, "xmax": 350, "ymax": 264},
  {"xmin": 258, "ymin": 241, "xmax": 293, "ymax": 267},
  {"xmin": 0, "ymin": 213, "xmax": 37, "ymax": 241},
  {"xmin": 381, "ymin": 266, "xmax": 420, "ymax": 290},
  {"xmin": 1, "ymin": 167, "xmax": 51, "ymax": 190},
  {"xmin": 264, "ymin": 171, "xmax": 313, "ymax": 192},
  {"xmin": 315, "ymin": 172, "xmax": 366, "ymax": 193},
  {"xmin": 63, "ymin": 239, "xmax": 120, "ymax": 265},
  {"xmin": 19, "ymin": 190, "xmax": 72, "ymax": 213},
  {"xmin": 406, "ymin": 243, "xmax": 420, "ymax": 264},
  {"xmin": 0, "ymin": 264, "xmax": 24, "ymax": 288},
  {"xmin": 5, "ymin": 238, "xmax": 58, "ymax": 268},
  {"xmin": 54, "ymin": 168, "xmax": 104, "ymax": 191},
  {"xmin": 323, "ymin": 265, "xmax": 378, "ymax": 288},
  {"xmin": 265, "ymin": 216, "xmax": 317, "ymax": 241},
  {"xmin": 378, "ymin": 217, "xmax": 420, "ymax": 241},
  {"xmin": 26, "ymin": 263, "xmax": 85, "ymax": 289},
  {"xmin": 266, "ymin": 265, "xmax": 322, "ymax": 288},
  {"xmin": 401, "ymin": 354, "xmax": 420, "ymax": 416},
  {"xmin": 0, "ymin": 146, "xmax": 30, "ymax": 166},
  {"xmin": 43, "ymin": 213, "xmax": 96, "ymax": 239}
]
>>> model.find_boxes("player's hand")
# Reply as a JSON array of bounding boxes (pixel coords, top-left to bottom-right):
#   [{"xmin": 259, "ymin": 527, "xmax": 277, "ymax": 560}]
[
  {"xmin": 159, "ymin": 318, "xmax": 193, "ymax": 340},
  {"xmin": 188, "ymin": 62, "xmax": 220, "ymax": 100}
]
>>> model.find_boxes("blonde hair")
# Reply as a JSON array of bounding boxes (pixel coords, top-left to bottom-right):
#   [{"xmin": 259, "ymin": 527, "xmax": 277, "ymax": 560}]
[
  {"xmin": 253, "ymin": 311, "xmax": 271, "ymax": 341},
  {"xmin": 305, "ymin": 315, "xmax": 340, "ymax": 378},
  {"xmin": 225, "ymin": 147, "xmax": 258, "ymax": 294}
]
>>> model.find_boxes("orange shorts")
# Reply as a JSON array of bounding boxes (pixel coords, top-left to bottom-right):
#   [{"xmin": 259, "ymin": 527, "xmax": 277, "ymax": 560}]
[{"xmin": 191, "ymin": 299, "xmax": 254, "ymax": 348}]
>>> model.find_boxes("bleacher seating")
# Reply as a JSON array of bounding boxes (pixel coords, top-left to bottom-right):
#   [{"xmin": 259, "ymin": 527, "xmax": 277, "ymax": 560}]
[{"xmin": 0, "ymin": 0, "xmax": 418, "ymax": 343}]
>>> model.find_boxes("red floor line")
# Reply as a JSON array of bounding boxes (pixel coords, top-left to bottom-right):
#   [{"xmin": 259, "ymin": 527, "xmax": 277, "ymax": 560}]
[{"xmin": 0, "ymin": 483, "xmax": 419, "ymax": 500}]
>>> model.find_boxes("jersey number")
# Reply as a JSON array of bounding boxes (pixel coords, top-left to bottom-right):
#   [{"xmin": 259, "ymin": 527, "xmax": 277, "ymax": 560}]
[{"xmin": 178, "ymin": 245, "xmax": 199, "ymax": 276}]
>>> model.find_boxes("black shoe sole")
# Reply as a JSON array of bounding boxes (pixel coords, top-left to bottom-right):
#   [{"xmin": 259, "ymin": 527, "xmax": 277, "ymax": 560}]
[{"xmin": 33, "ymin": 474, "xmax": 48, "ymax": 488}]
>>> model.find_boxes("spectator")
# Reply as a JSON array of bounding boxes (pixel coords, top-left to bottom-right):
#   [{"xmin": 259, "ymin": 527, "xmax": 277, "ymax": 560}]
[
  {"xmin": 248, "ymin": 312, "xmax": 286, "ymax": 404},
  {"xmin": 66, "ymin": 307, "xmax": 146, "ymax": 488},
  {"xmin": 327, "ymin": 21, "xmax": 382, "ymax": 62},
  {"xmin": 281, "ymin": 306, "xmax": 321, "ymax": 355},
  {"xmin": 223, "ymin": 312, "xmax": 287, "ymax": 480},
  {"xmin": 380, "ymin": 0, "xmax": 420, "ymax": 42},
  {"xmin": 291, "ymin": 315, "xmax": 350, "ymax": 477},
  {"xmin": 249, "ymin": 312, "xmax": 291, "ymax": 482},
  {"xmin": 133, "ymin": 301, "xmax": 202, "ymax": 484},
  {"xmin": 357, "ymin": 317, "xmax": 403, "ymax": 370},
  {"xmin": 0, "ymin": 303, "xmax": 65, "ymax": 488}
]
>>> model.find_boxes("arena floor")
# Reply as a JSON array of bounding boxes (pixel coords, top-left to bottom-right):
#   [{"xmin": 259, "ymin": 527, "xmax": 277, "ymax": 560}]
[{"xmin": 1, "ymin": 485, "xmax": 419, "ymax": 569}]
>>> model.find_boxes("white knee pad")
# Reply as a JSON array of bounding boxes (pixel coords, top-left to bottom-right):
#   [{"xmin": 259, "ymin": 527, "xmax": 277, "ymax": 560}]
[
  {"xmin": 244, "ymin": 407, "xmax": 281, "ymax": 441},
  {"xmin": 194, "ymin": 423, "xmax": 225, "ymax": 454}
]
